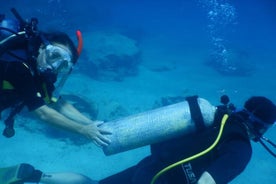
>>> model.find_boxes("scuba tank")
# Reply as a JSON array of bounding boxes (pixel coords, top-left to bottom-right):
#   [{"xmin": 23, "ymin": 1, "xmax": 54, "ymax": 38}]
[
  {"xmin": 0, "ymin": 15, "xmax": 20, "ymax": 40},
  {"xmin": 0, "ymin": 8, "xmax": 39, "ymax": 57},
  {"xmin": 101, "ymin": 96, "xmax": 217, "ymax": 155}
]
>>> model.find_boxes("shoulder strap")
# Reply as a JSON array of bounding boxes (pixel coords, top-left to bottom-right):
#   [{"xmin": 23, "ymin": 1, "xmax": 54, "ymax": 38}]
[{"xmin": 186, "ymin": 95, "xmax": 206, "ymax": 132}]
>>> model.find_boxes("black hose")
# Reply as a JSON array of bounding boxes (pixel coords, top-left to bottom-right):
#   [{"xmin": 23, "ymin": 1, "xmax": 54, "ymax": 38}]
[{"xmin": 259, "ymin": 136, "xmax": 276, "ymax": 158}]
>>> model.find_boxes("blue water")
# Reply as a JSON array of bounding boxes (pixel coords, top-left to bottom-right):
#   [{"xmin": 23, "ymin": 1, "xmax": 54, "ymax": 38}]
[{"xmin": 1, "ymin": 0, "xmax": 276, "ymax": 183}]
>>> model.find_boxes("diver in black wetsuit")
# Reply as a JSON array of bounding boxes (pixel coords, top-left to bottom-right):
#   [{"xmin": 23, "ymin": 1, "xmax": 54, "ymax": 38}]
[
  {"xmin": 0, "ymin": 9, "xmax": 110, "ymax": 184},
  {"xmin": 98, "ymin": 96, "xmax": 276, "ymax": 184},
  {"xmin": 0, "ymin": 9, "xmax": 110, "ymax": 145}
]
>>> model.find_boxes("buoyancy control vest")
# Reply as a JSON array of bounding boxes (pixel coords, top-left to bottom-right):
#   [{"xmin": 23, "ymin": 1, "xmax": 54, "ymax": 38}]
[{"xmin": 0, "ymin": 9, "xmax": 52, "ymax": 138}]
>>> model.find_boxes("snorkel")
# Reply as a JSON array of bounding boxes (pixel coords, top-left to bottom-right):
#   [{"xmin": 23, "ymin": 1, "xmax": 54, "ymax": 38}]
[
  {"xmin": 76, "ymin": 30, "xmax": 83, "ymax": 56},
  {"xmin": 51, "ymin": 30, "xmax": 83, "ymax": 99}
]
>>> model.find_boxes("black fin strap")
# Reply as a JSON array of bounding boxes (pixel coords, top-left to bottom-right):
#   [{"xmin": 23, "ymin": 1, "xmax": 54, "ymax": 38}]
[{"xmin": 186, "ymin": 95, "xmax": 205, "ymax": 132}]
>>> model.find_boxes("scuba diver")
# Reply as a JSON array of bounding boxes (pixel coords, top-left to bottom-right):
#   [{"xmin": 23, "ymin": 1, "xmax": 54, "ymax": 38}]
[
  {"xmin": 0, "ymin": 10, "xmax": 111, "ymax": 144},
  {"xmin": 0, "ymin": 8, "xmax": 112, "ymax": 184},
  {"xmin": 96, "ymin": 96, "xmax": 276, "ymax": 184},
  {"xmin": 1, "ymin": 96, "xmax": 275, "ymax": 184}
]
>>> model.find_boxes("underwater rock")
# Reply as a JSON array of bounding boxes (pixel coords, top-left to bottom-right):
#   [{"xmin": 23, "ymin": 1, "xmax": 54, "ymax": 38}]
[
  {"xmin": 62, "ymin": 94, "xmax": 99, "ymax": 119},
  {"xmin": 109, "ymin": 105, "xmax": 129, "ymax": 120},
  {"xmin": 205, "ymin": 49, "xmax": 254, "ymax": 76},
  {"xmin": 83, "ymin": 31, "xmax": 141, "ymax": 81},
  {"xmin": 148, "ymin": 63, "xmax": 176, "ymax": 73},
  {"xmin": 153, "ymin": 95, "xmax": 187, "ymax": 108},
  {"xmin": 98, "ymin": 100, "xmax": 129, "ymax": 121}
]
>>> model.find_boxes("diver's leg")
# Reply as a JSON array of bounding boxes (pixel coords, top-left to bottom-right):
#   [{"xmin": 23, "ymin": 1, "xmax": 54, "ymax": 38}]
[
  {"xmin": 0, "ymin": 163, "xmax": 97, "ymax": 184},
  {"xmin": 40, "ymin": 172, "xmax": 98, "ymax": 184},
  {"xmin": 99, "ymin": 156, "xmax": 158, "ymax": 184},
  {"xmin": 0, "ymin": 163, "xmax": 42, "ymax": 184}
]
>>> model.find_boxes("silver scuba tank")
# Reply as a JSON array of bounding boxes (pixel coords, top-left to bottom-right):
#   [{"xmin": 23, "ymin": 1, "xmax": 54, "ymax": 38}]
[{"xmin": 101, "ymin": 97, "xmax": 216, "ymax": 155}]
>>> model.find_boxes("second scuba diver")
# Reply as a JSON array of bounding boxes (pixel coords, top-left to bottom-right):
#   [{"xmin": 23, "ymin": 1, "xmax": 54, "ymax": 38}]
[
  {"xmin": 0, "ymin": 9, "xmax": 111, "ymax": 145},
  {"xmin": 96, "ymin": 96, "xmax": 276, "ymax": 184}
]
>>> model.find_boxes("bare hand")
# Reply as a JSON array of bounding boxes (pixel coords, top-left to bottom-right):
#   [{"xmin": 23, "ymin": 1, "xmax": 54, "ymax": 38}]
[{"xmin": 80, "ymin": 121, "xmax": 111, "ymax": 147}]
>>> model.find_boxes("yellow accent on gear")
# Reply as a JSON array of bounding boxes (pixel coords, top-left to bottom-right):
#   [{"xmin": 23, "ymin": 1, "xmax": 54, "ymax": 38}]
[
  {"xmin": 1, "ymin": 63, "xmax": 29, "ymax": 90},
  {"xmin": 2, "ymin": 80, "xmax": 14, "ymax": 90},
  {"xmin": 151, "ymin": 114, "xmax": 229, "ymax": 184},
  {"xmin": 41, "ymin": 83, "xmax": 58, "ymax": 104}
]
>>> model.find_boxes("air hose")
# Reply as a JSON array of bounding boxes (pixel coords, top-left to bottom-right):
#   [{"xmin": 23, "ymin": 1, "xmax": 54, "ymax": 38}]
[{"xmin": 151, "ymin": 114, "xmax": 229, "ymax": 184}]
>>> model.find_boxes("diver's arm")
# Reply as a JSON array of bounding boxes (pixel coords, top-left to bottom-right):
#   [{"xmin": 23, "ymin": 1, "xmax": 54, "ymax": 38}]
[
  {"xmin": 33, "ymin": 105, "xmax": 110, "ymax": 146},
  {"xmin": 52, "ymin": 97, "xmax": 96, "ymax": 125},
  {"xmin": 34, "ymin": 105, "xmax": 85, "ymax": 133},
  {"xmin": 197, "ymin": 171, "xmax": 216, "ymax": 184},
  {"xmin": 40, "ymin": 172, "xmax": 98, "ymax": 184}
]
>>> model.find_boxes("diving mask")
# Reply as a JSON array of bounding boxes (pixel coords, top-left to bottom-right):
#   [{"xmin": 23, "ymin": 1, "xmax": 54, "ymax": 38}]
[
  {"xmin": 37, "ymin": 43, "xmax": 74, "ymax": 98},
  {"xmin": 249, "ymin": 114, "xmax": 272, "ymax": 133},
  {"xmin": 242, "ymin": 109, "xmax": 273, "ymax": 141},
  {"xmin": 37, "ymin": 44, "xmax": 73, "ymax": 74}
]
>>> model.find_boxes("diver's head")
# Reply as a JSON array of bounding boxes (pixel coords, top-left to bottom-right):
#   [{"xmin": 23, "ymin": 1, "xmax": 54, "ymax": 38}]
[
  {"xmin": 36, "ymin": 32, "xmax": 78, "ymax": 75},
  {"xmin": 37, "ymin": 43, "xmax": 73, "ymax": 75},
  {"xmin": 243, "ymin": 96, "xmax": 276, "ymax": 141}
]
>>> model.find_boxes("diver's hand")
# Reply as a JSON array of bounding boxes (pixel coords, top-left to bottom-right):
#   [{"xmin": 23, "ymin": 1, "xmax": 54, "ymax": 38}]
[{"xmin": 80, "ymin": 121, "xmax": 111, "ymax": 147}]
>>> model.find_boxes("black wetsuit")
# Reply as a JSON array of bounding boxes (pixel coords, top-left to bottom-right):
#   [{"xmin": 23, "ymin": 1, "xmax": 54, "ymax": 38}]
[
  {"xmin": 0, "ymin": 47, "xmax": 54, "ymax": 112},
  {"xmin": 99, "ymin": 114, "xmax": 252, "ymax": 184},
  {"xmin": 0, "ymin": 41, "xmax": 52, "ymax": 183},
  {"xmin": 0, "ymin": 61, "xmax": 44, "ymax": 110}
]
